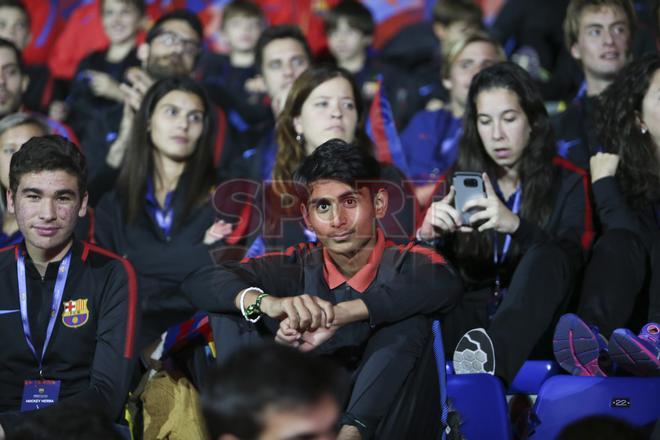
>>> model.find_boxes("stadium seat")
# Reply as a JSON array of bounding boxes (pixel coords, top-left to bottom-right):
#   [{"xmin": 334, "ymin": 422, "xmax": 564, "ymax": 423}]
[
  {"xmin": 528, "ymin": 376, "xmax": 660, "ymax": 438},
  {"xmin": 433, "ymin": 321, "xmax": 512, "ymax": 439},
  {"xmin": 509, "ymin": 360, "xmax": 562, "ymax": 394},
  {"xmin": 447, "ymin": 374, "xmax": 513, "ymax": 440}
]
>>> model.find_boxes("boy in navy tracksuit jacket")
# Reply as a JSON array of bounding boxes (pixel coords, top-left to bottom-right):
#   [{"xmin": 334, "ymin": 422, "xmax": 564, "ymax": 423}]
[
  {"xmin": 184, "ymin": 140, "xmax": 462, "ymax": 439},
  {"xmin": 0, "ymin": 136, "xmax": 137, "ymax": 437}
]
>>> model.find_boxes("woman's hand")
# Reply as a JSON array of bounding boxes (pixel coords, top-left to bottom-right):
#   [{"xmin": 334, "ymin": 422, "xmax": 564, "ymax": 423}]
[
  {"xmin": 590, "ymin": 152, "xmax": 619, "ymax": 183},
  {"xmin": 203, "ymin": 220, "xmax": 233, "ymax": 244},
  {"xmin": 417, "ymin": 186, "xmax": 466, "ymax": 240},
  {"xmin": 463, "ymin": 173, "xmax": 520, "ymax": 234}
]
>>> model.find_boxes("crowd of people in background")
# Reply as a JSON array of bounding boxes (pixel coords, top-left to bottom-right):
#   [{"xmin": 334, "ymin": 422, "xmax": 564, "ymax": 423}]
[{"xmin": 0, "ymin": 0, "xmax": 658, "ymax": 438}]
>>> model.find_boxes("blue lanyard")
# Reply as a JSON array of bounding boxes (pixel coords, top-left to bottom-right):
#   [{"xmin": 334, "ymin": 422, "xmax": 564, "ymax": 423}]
[
  {"xmin": 17, "ymin": 249, "xmax": 72, "ymax": 376},
  {"xmin": 146, "ymin": 180, "xmax": 175, "ymax": 237},
  {"xmin": 493, "ymin": 188, "xmax": 522, "ymax": 270}
]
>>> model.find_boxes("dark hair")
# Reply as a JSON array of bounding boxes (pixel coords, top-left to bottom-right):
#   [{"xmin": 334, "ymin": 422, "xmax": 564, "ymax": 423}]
[
  {"xmin": 557, "ymin": 416, "xmax": 646, "ymax": 440},
  {"xmin": 221, "ymin": 0, "xmax": 265, "ymax": 28},
  {"xmin": 201, "ymin": 343, "xmax": 346, "ymax": 439},
  {"xmin": 116, "ymin": 77, "xmax": 216, "ymax": 226},
  {"xmin": 452, "ymin": 62, "xmax": 557, "ymax": 279},
  {"xmin": 254, "ymin": 25, "xmax": 312, "ymax": 74},
  {"xmin": 596, "ymin": 54, "xmax": 660, "ymax": 210},
  {"xmin": 146, "ymin": 8, "xmax": 203, "ymax": 43},
  {"xmin": 433, "ymin": 0, "xmax": 482, "ymax": 26},
  {"xmin": 0, "ymin": 37, "xmax": 23, "ymax": 73},
  {"xmin": 9, "ymin": 135, "xmax": 87, "ymax": 196},
  {"xmin": 100, "ymin": 0, "xmax": 146, "ymax": 15},
  {"xmin": 324, "ymin": 0, "xmax": 375, "ymax": 37},
  {"xmin": 294, "ymin": 138, "xmax": 381, "ymax": 200},
  {"xmin": 11, "ymin": 402, "xmax": 123, "ymax": 440},
  {"xmin": 564, "ymin": 0, "xmax": 635, "ymax": 51},
  {"xmin": 273, "ymin": 65, "xmax": 370, "ymax": 187}
]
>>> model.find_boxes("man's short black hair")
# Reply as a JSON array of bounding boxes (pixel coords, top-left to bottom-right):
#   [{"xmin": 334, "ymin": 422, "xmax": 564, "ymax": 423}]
[
  {"xmin": 254, "ymin": 24, "xmax": 312, "ymax": 74},
  {"xmin": 0, "ymin": 37, "xmax": 23, "ymax": 74},
  {"xmin": 9, "ymin": 135, "xmax": 87, "ymax": 196},
  {"xmin": 325, "ymin": 0, "xmax": 375, "ymax": 37},
  {"xmin": 201, "ymin": 343, "xmax": 347, "ymax": 439},
  {"xmin": 146, "ymin": 8, "xmax": 203, "ymax": 43},
  {"xmin": 293, "ymin": 139, "xmax": 381, "ymax": 197}
]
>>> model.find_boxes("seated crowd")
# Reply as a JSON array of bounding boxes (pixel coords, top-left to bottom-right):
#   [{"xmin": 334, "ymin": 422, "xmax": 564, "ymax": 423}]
[{"xmin": 0, "ymin": 0, "xmax": 658, "ymax": 439}]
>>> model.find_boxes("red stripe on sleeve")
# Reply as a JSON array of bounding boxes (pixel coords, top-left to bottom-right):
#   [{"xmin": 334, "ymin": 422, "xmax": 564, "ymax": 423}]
[{"xmin": 85, "ymin": 242, "xmax": 138, "ymax": 359}]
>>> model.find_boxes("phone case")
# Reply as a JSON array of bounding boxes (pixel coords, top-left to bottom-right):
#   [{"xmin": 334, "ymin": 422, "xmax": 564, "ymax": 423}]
[{"xmin": 452, "ymin": 172, "xmax": 486, "ymax": 225}]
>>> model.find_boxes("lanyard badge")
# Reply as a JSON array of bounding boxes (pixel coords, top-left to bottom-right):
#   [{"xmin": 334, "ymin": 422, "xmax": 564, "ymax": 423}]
[
  {"xmin": 17, "ymin": 249, "xmax": 72, "ymax": 411},
  {"xmin": 488, "ymin": 188, "xmax": 522, "ymax": 320}
]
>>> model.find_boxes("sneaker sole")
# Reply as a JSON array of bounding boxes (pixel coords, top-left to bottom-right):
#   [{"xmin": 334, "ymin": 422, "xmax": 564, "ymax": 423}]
[
  {"xmin": 453, "ymin": 328, "xmax": 495, "ymax": 374},
  {"xmin": 553, "ymin": 314, "xmax": 606, "ymax": 376},
  {"xmin": 609, "ymin": 329, "xmax": 660, "ymax": 377}
]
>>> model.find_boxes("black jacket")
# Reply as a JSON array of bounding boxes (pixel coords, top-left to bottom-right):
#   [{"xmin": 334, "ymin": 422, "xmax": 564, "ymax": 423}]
[
  {"xmin": 438, "ymin": 158, "xmax": 593, "ymax": 289},
  {"xmin": 0, "ymin": 240, "xmax": 137, "ymax": 427},
  {"xmin": 94, "ymin": 180, "xmax": 225, "ymax": 348},
  {"xmin": 183, "ymin": 231, "xmax": 462, "ymax": 330}
]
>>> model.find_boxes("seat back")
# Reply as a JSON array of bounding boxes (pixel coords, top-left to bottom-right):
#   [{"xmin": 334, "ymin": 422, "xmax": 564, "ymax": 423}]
[
  {"xmin": 529, "ymin": 376, "xmax": 660, "ymax": 438},
  {"xmin": 447, "ymin": 374, "xmax": 513, "ymax": 440},
  {"xmin": 433, "ymin": 321, "xmax": 512, "ymax": 440},
  {"xmin": 508, "ymin": 360, "xmax": 561, "ymax": 394}
]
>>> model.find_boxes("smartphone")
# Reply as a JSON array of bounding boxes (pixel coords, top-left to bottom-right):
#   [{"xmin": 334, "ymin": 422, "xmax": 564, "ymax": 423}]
[{"xmin": 452, "ymin": 172, "xmax": 486, "ymax": 225}]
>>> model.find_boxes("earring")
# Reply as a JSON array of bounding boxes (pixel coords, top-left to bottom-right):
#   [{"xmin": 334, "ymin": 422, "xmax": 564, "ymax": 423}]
[
  {"xmin": 641, "ymin": 126, "xmax": 648, "ymax": 134},
  {"xmin": 296, "ymin": 133, "xmax": 304, "ymax": 145}
]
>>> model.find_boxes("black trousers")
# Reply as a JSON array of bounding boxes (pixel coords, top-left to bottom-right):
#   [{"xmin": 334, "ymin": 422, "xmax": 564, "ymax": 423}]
[
  {"xmin": 443, "ymin": 242, "xmax": 577, "ymax": 385},
  {"xmin": 578, "ymin": 229, "xmax": 660, "ymax": 336},
  {"xmin": 210, "ymin": 313, "xmax": 440, "ymax": 440}
]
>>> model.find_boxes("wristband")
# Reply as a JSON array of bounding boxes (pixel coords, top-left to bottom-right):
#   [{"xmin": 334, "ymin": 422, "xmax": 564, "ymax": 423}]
[{"xmin": 240, "ymin": 287, "xmax": 267, "ymax": 323}]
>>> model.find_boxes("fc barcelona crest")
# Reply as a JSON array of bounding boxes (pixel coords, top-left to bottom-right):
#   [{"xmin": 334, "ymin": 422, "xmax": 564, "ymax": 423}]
[{"xmin": 62, "ymin": 299, "xmax": 89, "ymax": 328}]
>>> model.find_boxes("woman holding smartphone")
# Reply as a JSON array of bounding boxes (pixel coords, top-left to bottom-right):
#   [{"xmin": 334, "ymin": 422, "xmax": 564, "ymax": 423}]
[
  {"xmin": 418, "ymin": 62, "xmax": 592, "ymax": 385},
  {"xmin": 553, "ymin": 54, "xmax": 660, "ymax": 377}
]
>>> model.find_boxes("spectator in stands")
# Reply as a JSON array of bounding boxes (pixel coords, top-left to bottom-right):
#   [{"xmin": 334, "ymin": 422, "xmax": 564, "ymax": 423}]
[
  {"xmin": 85, "ymin": 9, "xmax": 205, "ymax": 200},
  {"xmin": 0, "ymin": 112, "xmax": 48, "ymax": 247},
  {"xmin": 401, "ymin": 31, "xmax": 504, "ymax": 203},
  {"xmin": 95, "ymin": 77, "xmax": 231, "ymax": 349},
  {"xmin": 0, "ymin": 39, "xmax": 77, "ymax": 142},
  {"xmin": 0, "ymin": 135, "xmax": 136, "ymax": 439},
  {"xmin": 0, "ymin": 37, "xmax": 27, "ymax": 119},
  {"xmin": 66, "ymin": 0, "xmax": 144, "ymax": 143},
  {"xmin": 240, "ymin": 65, "xmax": 417, "ymax": 252},
  {"xmin": 185, "ymin": 140, "xmax": 462, "ymax": 439},
  {"xmin": 406, "ymin": 0, "xmax": 484, "ymax": 110},
  {"xmin": 553, "ymin": 54, "xmax": 660, "ymax": 377},
  {"xmin": 0, "ymin": 0, "xmax": 54, "ymax": 114},
  {"xmin": 222, "ymin": 25, "xmax": 311, "ymax": 181},
  {"xmin": 199, "ymin": 0, "xmax": 270, "ymax": 148},
  {"xmin": 201, "ymin": 343, "xmax": 347, "ymax": 440},
  {"xmin": 553, "ymin": 0, "xmax": 634, "ymax": 168},
  {"xmin": 324, "ymin": 0, "xmax": 413, "ymax": 128},
  {"xmin": 418, "ymin": 62, "xmax": 591, "ymax": 386}
]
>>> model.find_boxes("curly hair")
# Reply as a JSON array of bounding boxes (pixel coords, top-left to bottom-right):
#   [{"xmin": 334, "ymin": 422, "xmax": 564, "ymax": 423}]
[
  {"xmin": 596, "ymin": 53, "xmax": 660, "ymax": 210},
  {"xmin": 273, "ymin": 65, "xmax": 370, "ymax": 192},
  {"xmin": 451, "ymin": 62, "xmax": 558, "ymax": 280}
]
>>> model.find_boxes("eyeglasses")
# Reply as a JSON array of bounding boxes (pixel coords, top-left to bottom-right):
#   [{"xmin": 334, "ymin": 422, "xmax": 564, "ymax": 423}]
[{"xmin": 153, "ymin": 31, "xmax": 200, "ymax": 55}]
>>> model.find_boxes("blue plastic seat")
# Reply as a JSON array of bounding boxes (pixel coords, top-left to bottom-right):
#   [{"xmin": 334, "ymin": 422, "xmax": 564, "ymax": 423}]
[
  {"xmin": 508, "ymin": 360, "xmax": 561, "ymax": 394},
  {"xmin": 433, "ymin": 321, "xmax": 513, "ymax": 439},
  {"xmin": 447, "ymin": 373, "xmax": 513, "ymax": 439},
  {"xmin": 529, "ymin": 376, "xmax": 660, "ymax": 438}
]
